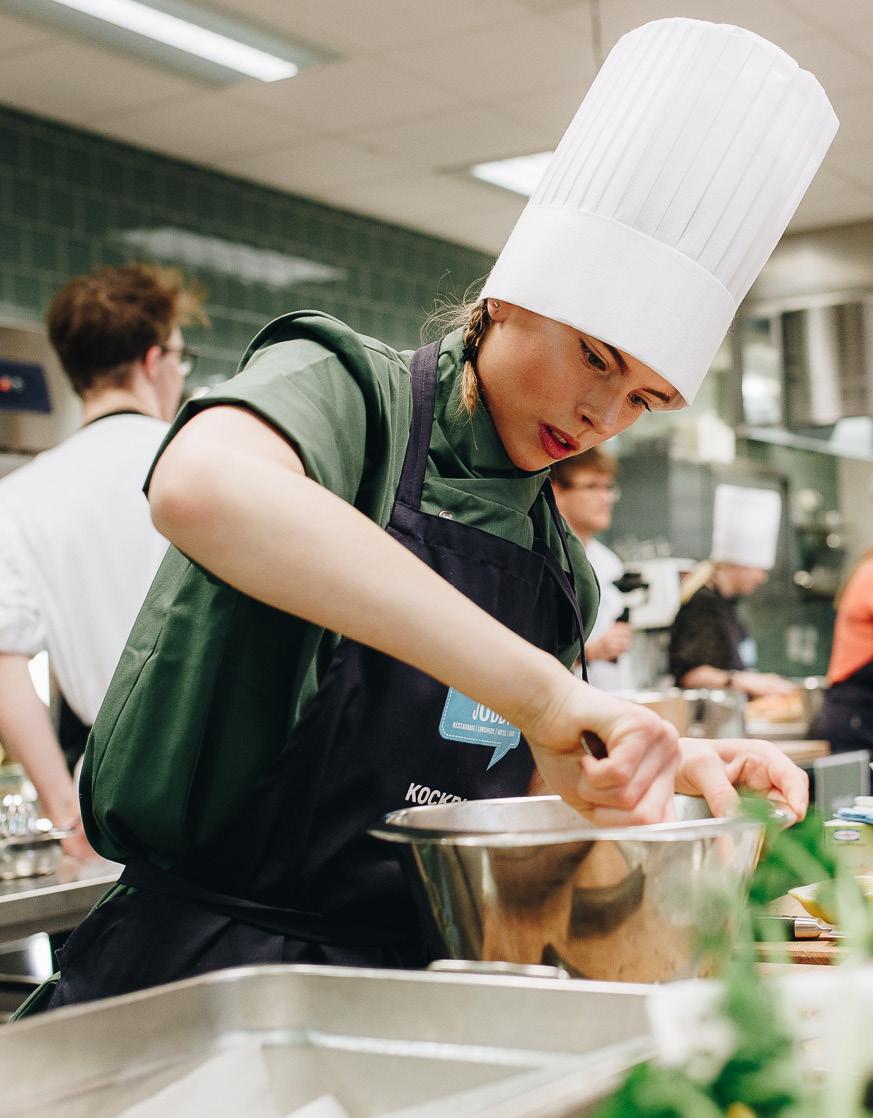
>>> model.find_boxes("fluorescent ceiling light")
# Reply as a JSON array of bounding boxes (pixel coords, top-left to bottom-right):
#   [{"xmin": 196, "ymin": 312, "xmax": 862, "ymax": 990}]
[
  {"xmin": 118, "ymin": 227, "xmax": 347, "ymax": 288},
  {"xmin": 46, "ymin": 0, "xmax": 298, "ymax": 81},
  {"xmin": 470, "ymin": 152, "xmax": 554, "ymax": 197}
]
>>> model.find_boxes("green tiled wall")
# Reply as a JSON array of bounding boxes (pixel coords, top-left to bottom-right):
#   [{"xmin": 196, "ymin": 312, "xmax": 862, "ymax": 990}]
[{"xmin": 0, "ymin": 105, "xmax": 494, "ymax": 384}]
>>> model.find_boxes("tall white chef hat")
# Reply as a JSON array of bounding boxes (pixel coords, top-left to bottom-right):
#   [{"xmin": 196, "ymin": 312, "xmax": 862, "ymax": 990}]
[
  {"xmin": 712, "ymin": 484, "xmax": 782, "ymax": 569},
  {"xmin": 482, "ymin": 18, "xmax": 838, "ymax": 403}
]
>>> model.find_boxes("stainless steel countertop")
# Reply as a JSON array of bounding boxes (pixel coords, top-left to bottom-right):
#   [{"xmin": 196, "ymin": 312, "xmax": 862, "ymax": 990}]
[{"xmin": 0, "ymin": 856, "xmax": 119, "ymax": 942}]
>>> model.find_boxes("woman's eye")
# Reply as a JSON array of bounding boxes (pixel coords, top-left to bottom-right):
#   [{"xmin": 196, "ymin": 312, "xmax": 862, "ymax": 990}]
[
  {"xmin": 582, "ymin": 343, "xmax": 608, "ymax": 371},
  {"xmin": 629, "ymin": 394, "xmax": 652, "ymax": 412}
]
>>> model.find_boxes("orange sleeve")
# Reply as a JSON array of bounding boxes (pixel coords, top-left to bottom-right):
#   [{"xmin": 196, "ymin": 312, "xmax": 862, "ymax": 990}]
[{"xmin": 828, "ymin": 558, "xmax": 873, "ymax": 684}]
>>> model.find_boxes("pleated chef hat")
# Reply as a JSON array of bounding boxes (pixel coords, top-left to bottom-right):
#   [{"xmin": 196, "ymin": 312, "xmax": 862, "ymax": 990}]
[
  {"xmin": 712, "ymin": 485, "xmax": 782, "ymax": 570},
  {"xmin": 482, "ymin": 18, "xmax": 838, "ymax": 403}
]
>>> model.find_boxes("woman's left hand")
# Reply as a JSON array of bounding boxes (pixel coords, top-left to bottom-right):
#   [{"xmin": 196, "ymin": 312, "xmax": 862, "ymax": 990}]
[{"xmin": 674, "ymin": 737, "xmax": 809, "ymax": 822}]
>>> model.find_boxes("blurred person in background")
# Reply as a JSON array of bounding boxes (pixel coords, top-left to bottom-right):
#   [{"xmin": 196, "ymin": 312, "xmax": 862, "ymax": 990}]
[
  {"xmin": 823, "ymin": 549, "xmax": 873, "ymax": 754},
  {"xmin": 0, "ymin": 264, "xmax": 206, "ymax": 857},
  {"xmin": 670, "ymin": 485, "xmax": 795, "ymax": 698},
  {"xmin": 552, "ymin": 448, "xmax": 633, "ymax": 691}
]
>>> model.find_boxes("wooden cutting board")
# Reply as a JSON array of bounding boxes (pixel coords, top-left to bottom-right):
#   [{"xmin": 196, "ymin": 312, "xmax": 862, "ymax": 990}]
[{"xmin": 754, "ymin": 894, "xmax": 842, "ymax": 965}]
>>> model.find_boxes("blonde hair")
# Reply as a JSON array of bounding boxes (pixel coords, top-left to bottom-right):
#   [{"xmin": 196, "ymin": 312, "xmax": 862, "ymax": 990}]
[
  {"xmin": 679, "ymin": 559, "xmax": 717, "ymax": 605},
  {"xmin": 423, "ymin": 289, "xmax": 489, "ymax": 416}
]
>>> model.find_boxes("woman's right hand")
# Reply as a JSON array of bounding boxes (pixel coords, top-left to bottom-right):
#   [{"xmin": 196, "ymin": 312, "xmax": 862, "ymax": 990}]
[{"xmin": 521, "ymin": 677, "xmax": 681, "ymax": 826}]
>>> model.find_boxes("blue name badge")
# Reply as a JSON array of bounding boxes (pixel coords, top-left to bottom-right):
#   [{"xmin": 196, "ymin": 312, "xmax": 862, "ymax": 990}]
[{"xmin": 439, "ymin": 688, "xmax": 522, "ymax": 769}]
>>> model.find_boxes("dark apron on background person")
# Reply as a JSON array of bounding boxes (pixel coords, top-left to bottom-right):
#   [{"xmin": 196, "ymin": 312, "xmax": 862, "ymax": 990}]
[
  {"xmin": 823, "ymin": 659, "xmax": 873, "ymax": 755},
  {"xmin": 55, "ymin": 411, "xmax": 153, "ymax": 774},
  {"xmin": 58, "ymin": 698, "xmax": 90, "ymax": 774},
  {"xmin": 43, "ymin": 340, "xmax": 587, "ymax": 1011}
]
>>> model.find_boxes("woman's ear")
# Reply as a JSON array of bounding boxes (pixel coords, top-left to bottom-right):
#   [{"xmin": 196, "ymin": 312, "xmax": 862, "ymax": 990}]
[{"xmin": 486, "ymin": 298, "xmax": 505, "ymax": 321}]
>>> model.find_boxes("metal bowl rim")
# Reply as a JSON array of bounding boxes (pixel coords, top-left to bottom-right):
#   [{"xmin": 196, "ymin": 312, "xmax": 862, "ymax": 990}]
[{"xmin": 369, "ymin": 795, "xmax": 764, "ymax": 848}]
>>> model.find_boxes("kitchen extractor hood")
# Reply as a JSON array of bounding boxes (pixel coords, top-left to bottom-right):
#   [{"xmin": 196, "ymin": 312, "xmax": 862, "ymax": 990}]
[{"xmin": 781, "ymin": 300, "xmax": 873, "ymax": 427}]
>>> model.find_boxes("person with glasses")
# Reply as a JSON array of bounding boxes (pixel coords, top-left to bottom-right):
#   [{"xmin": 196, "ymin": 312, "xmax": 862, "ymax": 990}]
[
  {"xmin": 0, "ymin": 263, "xmax": 205, "ymax": 858},
  {"xmin": 16, "ymin": 20, "xmax": 834, "ymax": 1015},
  {"xmin": 552, "ymin": 448, "xmax": 633, "ymax": 691}
]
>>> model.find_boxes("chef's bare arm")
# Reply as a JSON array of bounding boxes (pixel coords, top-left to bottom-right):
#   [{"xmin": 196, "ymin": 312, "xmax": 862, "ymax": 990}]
[
  {"xmin": 149, "ymin": 404, "xmax": 681, "ymax": 825},
  {"xmin": 0, "ymin": 654, "xmax": 95, "ymax": 856},
  {"xmin": 0, "ymin": 654, "xmax": 75, "ymax": 817}
]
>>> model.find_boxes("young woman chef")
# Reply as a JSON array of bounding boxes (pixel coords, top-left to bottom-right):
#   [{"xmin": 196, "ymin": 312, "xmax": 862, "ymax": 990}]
[{"xmin": 19, "ymin": 18, "xmax": 837, "ymax": 1014}]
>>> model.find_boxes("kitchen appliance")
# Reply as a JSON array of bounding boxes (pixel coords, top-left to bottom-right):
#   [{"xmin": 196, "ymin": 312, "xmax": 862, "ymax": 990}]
[
  {"xmin": 626, "ymin": 557, "xmax": 695, "ymax": 631},
  {"xmin": 371, "ymin": 795, "xmax": 764, "ymax": 984},
  {"xmin": 614, "ymin": 556, "xmax": 696, "ymax": 688},
  {"xmin": 0, "ymin": 320, "xmax": 79, "ymax": 467}
]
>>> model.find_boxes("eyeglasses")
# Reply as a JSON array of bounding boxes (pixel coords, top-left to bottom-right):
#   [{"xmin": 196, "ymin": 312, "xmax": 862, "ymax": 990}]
[
  {"xmin": 159, "ymin": 345, "xmax": 199, "ymax": 378},
  {"xmin": 565, "ymin": 482, "xmax": 621, "ymax": 500}
]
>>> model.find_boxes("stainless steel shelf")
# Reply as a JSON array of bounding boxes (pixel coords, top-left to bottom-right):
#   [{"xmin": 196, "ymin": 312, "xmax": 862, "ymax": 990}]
[{"xmin": 0, "ymin": 856, "xmax": 119, "ymax": 943}]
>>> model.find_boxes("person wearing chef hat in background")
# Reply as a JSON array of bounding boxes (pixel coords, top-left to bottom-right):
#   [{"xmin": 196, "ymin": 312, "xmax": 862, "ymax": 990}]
[
  {"xmin": 669, "ymin": 485, "xmax": 796, "ymax": 697},
  {"xmin": 552, "ymin": 447, "xmax": 633, "ymax": 691},
  {"xmin": 14, "ymin": 19, "xmax": 836, "ymax": 1017}
]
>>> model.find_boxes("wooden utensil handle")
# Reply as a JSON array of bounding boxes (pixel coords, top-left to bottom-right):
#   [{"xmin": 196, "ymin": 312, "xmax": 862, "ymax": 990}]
[{"xmin": 581, "ymin": 732, "xmax": 608, "ymax": 759}]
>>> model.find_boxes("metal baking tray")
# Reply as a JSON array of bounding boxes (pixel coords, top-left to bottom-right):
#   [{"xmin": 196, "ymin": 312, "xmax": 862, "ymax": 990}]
[{"xmin": 0, "ymin": 964, "xmax": 654, "ymax": 1117}]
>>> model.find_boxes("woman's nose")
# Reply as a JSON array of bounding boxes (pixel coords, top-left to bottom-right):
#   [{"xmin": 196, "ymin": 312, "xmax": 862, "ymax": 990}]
[{"xmin": 580, "ymin": 390, "xmax": 624, "ymax": 435}]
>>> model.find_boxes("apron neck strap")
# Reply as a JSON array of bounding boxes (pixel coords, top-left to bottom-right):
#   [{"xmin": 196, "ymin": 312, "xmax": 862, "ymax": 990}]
[
  {"xmin": 395, "ymin": 340, "xmax": 440, "ymax": 509},
  {"xmin": 540, "ymin": 481, "xmax": 590, "ymax": 681},
  {"xmin": 397, "ymin": 340, "xmax": 590, "ymax": 680}
]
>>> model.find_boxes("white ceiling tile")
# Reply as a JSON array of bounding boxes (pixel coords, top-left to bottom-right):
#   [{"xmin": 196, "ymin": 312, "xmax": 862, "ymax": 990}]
[
  {"xmin": 498, "ymin": 80, "xmax": 592, "ymax": 139},
  {"xmin": 231, "ymin": 56, "xmax": 466, "ymax": 132},
  {"xmin": 217, "ymin": 138, "xmax": 408, "ymax": 195},
  {"xmin": 779, "ymin": 35, "xmax": 873, "ymax": 96},
  {"xmin": 597, "ymin": 0, "xmax": 818, "ymax": 50},
  {"xmin": 783, "ymin": 0, "xmax": 873, "ymax": 32},
  {"xmin": 0, "ymin": 10, "xmax": 55, "ymax": 57},
  {"xmin": 827, "ymin": 145, "xmax": 873, "ymax": 187},
  {"xmin": 790, "ymin": 191, "xmax": 873, "ymax": 231},
  {"xmin": 90, "ymin": 91, "xmax": 310, "ymax": 163},
  {"xmin": 398, "ymin": 16, "xmax": 595, "ymax": 100},
  {"xmin": 321, "ymin": 173, "xmax": 517, "ymax": 221},
  {"xmin": 356, "ymin": 108, "xmax": 545, "ymax": 171},
  {"xmin": 833, "ymin": 23, "xmax": 873, "ymax": 62},
  {"xmin": 215, "ymin": 0, "xmax": 531, "ymax": 54},
  {"xmin": 823, "ymin": 91, "xmax": 873, "ymax": 178},
  {"xmin": 788, "ymin": 165, "xmax": 873, "ymax": 230},
  {"xmin": 0, "ymin": 39, "xmax": 202, "ymax": 124}
]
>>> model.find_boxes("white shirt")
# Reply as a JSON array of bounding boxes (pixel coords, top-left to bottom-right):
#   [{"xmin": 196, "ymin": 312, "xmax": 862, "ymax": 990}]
[
  {"xmin": 584, "ymin": 537, "xmax": 634, "ymax": 693},
  {"xmin": 0, "ymin": 414, "xmax": 169, "ymax": 724}
]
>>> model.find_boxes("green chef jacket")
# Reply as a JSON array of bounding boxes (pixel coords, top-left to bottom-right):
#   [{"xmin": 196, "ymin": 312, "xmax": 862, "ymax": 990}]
[{"xmin": 81, "ymin": 311, "xmax": 599, "ymax": 866}]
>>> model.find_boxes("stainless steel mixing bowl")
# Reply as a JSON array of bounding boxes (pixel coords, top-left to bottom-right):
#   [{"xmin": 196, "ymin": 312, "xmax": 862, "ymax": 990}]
[{"xmin": 370, "ymin": 795, "xmax": 764, "ymax": 984}]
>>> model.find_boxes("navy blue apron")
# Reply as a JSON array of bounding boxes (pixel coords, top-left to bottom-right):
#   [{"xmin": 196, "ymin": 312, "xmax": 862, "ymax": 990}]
[
  {"xmin": 44, "ymin": 340, "xmax": 587, "ymax": 1010},
  {"xmin": 823, "ymin": 659, "xmax": 873, "ymax": 755}
]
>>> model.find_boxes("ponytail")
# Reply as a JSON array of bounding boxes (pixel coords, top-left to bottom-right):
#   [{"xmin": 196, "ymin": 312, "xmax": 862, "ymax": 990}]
[{"xmin": 679, "ymin": 559, "xmax": 716, "ymax": 606}]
